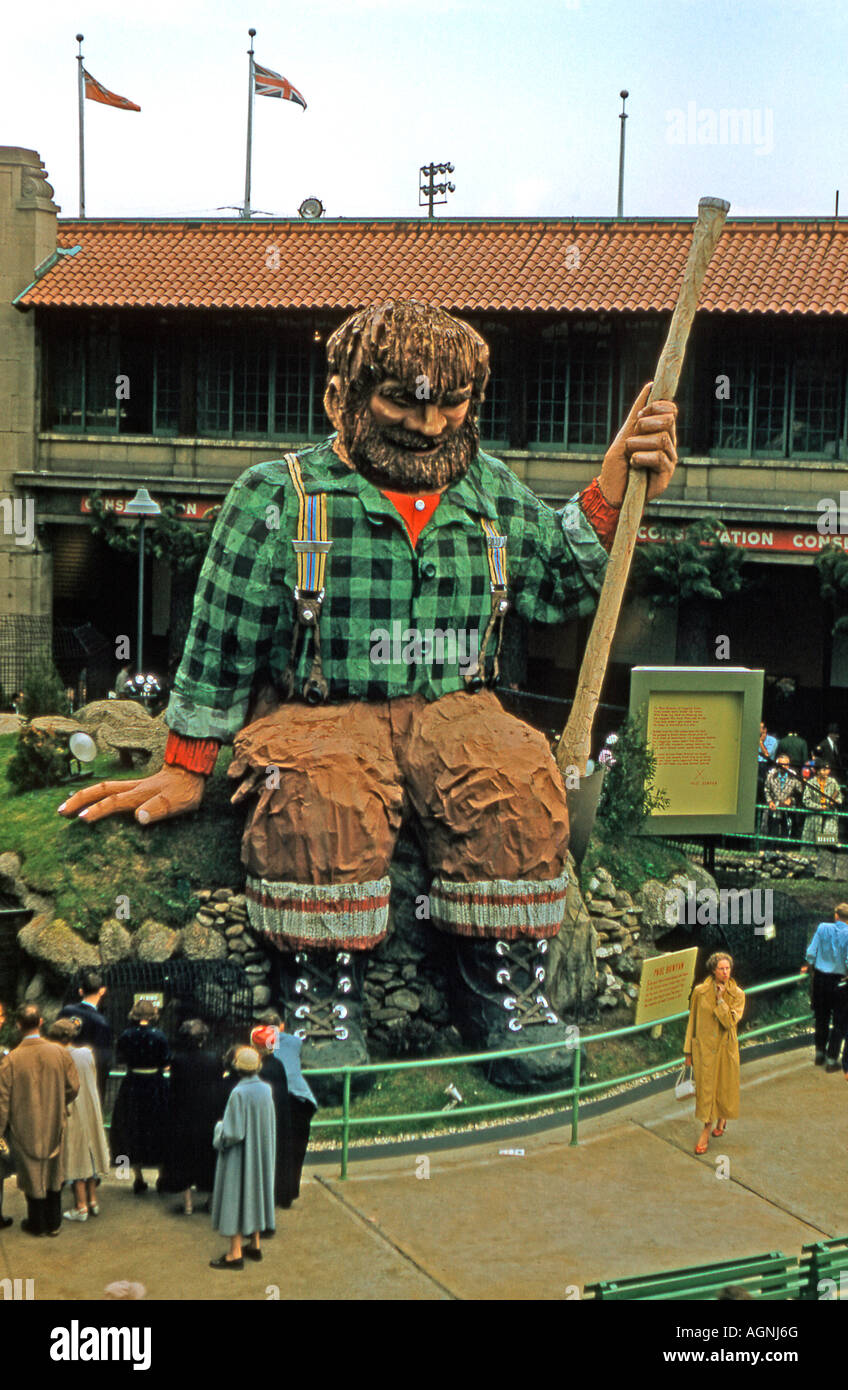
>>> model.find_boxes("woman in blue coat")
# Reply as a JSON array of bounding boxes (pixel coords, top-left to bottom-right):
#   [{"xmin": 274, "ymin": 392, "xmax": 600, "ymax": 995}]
[{"xmin": 209, "ymin": 1045, "xmax": 276, "ymax": 1270}]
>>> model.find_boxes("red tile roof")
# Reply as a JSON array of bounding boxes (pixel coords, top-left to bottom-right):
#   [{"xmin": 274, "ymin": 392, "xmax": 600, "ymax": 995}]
[{"xmin": 14, "ymin": 218, "xmax": 848, "ymax": 316}]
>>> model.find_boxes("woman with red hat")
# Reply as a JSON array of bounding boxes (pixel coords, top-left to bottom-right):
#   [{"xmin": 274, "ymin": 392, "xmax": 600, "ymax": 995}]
[{"xmin": 250, "ymin": 1025, "xmax": 296, "ymax": 1213}]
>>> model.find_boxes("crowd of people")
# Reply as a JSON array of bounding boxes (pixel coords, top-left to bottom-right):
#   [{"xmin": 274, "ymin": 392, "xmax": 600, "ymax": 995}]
[
  {"xmin": 0, "ymin": 972, "xmax": 316, "ymax": 1270},
  {"xmin": 757, "ymin": 721, "xmax": 844, "ymax": 842}
]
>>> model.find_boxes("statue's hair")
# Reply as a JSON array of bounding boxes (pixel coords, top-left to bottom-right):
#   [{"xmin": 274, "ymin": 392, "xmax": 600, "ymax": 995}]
[
  {"xmin": 325, "ymin": 299, "xmax": 490, "ymax": 412},
  {"xmin": 705, "ymin": 951, "xmax": 733, "ymax": 976}
]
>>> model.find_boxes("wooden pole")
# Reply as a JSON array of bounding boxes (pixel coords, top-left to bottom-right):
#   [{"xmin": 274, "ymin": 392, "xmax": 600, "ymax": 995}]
[{"xmin": 556, "ymin": 196, "xmax": 730, "ymax": 778}]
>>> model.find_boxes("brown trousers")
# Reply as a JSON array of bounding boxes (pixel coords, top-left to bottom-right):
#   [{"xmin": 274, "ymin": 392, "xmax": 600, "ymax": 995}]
[{"xmin": 229, "ymin": 690, "xmax": 570, "ymax": 949}]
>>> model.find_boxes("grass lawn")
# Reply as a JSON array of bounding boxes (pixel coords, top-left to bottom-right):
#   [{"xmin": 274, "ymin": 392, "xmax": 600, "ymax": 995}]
[{"xmin": 0, "ymin": 732, "xmax": 244, "ymax": 938}]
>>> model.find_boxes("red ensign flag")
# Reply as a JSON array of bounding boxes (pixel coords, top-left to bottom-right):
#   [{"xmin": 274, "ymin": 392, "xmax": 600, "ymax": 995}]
[{"xmin": 83, "ymin": 69, "xmax": 141, "ymax": 112}]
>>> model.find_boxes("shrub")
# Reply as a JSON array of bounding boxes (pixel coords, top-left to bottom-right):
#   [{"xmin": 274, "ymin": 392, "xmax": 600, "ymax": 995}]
[
  {"xmin": 19, "ymin": 656, "xmax": 67, "ymax": 719},
  {"xmin": 596, "ymin": 712, "xmax": 669, "ymax": 837},
  {"xmin": 6, "ymin": 726, "xmax": 70, "ymax": 793}
]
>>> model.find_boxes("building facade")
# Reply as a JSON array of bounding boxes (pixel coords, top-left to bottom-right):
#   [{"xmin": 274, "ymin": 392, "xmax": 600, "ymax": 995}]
[{"xmin": 3, "ymin": 145, "xmax": 848, "ymax": 738}]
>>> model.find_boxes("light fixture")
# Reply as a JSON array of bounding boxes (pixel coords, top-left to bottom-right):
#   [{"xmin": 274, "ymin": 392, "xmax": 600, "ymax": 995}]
[{"xmin": 298, "ymin": 197, "xmax": 325, "ymax": 220}]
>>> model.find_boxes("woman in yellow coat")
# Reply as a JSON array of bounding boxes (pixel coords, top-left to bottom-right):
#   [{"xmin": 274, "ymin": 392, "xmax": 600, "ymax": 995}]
[{"xmin": 684, "ymin": 952, "xmax": 745, "ymax": 1155}]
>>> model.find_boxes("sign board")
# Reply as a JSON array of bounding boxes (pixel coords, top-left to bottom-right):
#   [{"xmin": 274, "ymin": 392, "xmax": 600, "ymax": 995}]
[
  {"xmin": 132, "ymin": 992, "xmax": 164, "ymax": 1011},
  {"xmin": 629, "ymin": 667, "xmax": 764, "ymax": 835},
  {"xmin": 81, "ymin": 495, "xmax": 220, "ymax": 522},
  {"xmin": 634, "ymin": 948, "xmax": 698, "ymax": 1027}
]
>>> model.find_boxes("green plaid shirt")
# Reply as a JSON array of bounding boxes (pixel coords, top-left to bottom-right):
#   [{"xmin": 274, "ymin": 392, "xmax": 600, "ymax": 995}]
[{"xmin": 165, "ymin": 436, "xmax": 609, "ymax": 741}]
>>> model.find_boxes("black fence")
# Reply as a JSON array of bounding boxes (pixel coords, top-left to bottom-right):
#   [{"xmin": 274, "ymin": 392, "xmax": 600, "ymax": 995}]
[
  {"xmin": 657, "ymin": 886, "xmax": 819, "ymax": 997},
  {"xmin": 64, "ymin": 958, "xmax": 255, "ymax": 1116}
]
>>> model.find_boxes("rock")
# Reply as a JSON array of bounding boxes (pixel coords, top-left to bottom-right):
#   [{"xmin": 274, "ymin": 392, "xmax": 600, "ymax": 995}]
[
  {"xmin": 225, "ymin": 923, "xmax": 245, "ymax": 939},
  {"xmin": 74, "ymin": 700, "xmax": 168, "ymax": 767},
  {"xmin": 29, "ymin": 715, "xmax": 85, "ymax": 740},
  {"xmin": 622, "ymin": 912, "xmax": 640, "ymax": 928},
  {"xmin": 196, "ymin": 890, "xmax": 212, "ymax": 902},
  {"xmin": 401, "ymin": 963, "xmax": 418, "ymax": 982},
  {"xmin": 542, "ymin": 857, "xmax": 599, "ymax": 1014},
  {"xmin": 18, "ymin": 914, "xmax": 99, "ymax": 976},
  {"xmin": 385, "ymin": 988, "xmax": 420, "ymax": 1014},
  {"xmin": 373, "ymin": 1007, "xmax": 406, "ymax": 1022},
  {"xmin": 24, "ymin": 971, "xmax": 47, "ymax": 1003},
  {"xmin": 133, "ymin": 919, "xmax": 180, "ymax": 963},
  {"xmin": 99, "ymin": 918, "xmax": 133, "ymax": 966},
  {"xmin": 592, "ymin": 916, "xmax": 623, "ymax": 937},
  {"xmin": 252, "ymin": 985, "xmax": 271, "ymax": 1008},
  {"xmin": 245, "ymin": 964, "xmax": 267, "ymax": 977},
  {"xmin": 588, "ymin": 899, "xmax": 616, "ymax": 916},
  {"xmin": 242, "ymin": 950, "xmax": 265, "ymax": 964},
  {"xmin": 212, "ymin": 889, "xmax": 232, "ymax": 902},
  {"xmin": 614, "ymin": 889, "xmax": 634, "ymax": 910},
  {"xmin": 616, "ymin": 951, "xmax": 643, "ymax": 982},
  {"xmin": 179, "ymin": 921, "xmax": 228, "ymax": 961},
  {"xmin": 228, "ymin": 937, "xmax": 249, "ymax": 954},
  {"xmin": 625, "ymin": 984, "xmax": 639, "ymax": 1000},
  {"xmin": 416, "ymin": 981, "xmax": 442, "ymax": 1016},
  {"xmin": 0, "ymin": 851, "xmax": 23, "ymax": 895},
  {"xmin": 367, "ymin": 967, "xmax": 395, "ymax": 984},
  {"xmin": 231, "ymin": 894, "xmax": 247, "ymax": 909},
  {"xmin": 195, "ymin": 911, "xmax": 217, "ymax": 928},
  {"xmin": 598, "ymin": 992, "xmax": 618, "ymax": 1009}
]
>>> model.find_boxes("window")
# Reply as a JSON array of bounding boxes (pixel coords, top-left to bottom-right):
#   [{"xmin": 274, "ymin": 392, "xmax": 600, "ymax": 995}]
[
  {"xmin": 711, "ymin": 325, "xmax": 847, "ymax": 460},
  {"xmin": 45, "ymin": 318, "xmax": 182, "ymax": 435},
  {"xmin": 531, "ymin": 321, "xmax": 612, "ymax": 450},
  {"xmin": 790, "ymin": 332, "xmax": 845, "ymax": 459},
  {"xmin": 275, "ymin": 335, "xmax": 326, "ymax": 437}
]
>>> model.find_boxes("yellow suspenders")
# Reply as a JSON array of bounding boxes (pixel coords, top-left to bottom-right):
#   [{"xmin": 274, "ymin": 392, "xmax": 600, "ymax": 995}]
[{"xmin": 278, "ymin": 452, "xmax": 510, "ymax": 698}]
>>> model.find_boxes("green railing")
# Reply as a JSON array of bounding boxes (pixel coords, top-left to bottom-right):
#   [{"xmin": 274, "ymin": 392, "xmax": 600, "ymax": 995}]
[
  {"xmin": 722, "ymin": 801, "xmax": 847, "ymax": 854},
  {"xmin": 307, "ymin": 971, "xmax": 813, "ymax": 1178}
]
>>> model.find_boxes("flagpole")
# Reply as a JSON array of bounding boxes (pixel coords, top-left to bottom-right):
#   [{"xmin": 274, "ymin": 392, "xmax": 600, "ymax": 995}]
[
  {"xmin": 76, "ymin": 34, "xmax": 85, "ymax": 217},
  {"xmin": 243, "ymin": 27, "xmax": 256, "ymax": 219}
]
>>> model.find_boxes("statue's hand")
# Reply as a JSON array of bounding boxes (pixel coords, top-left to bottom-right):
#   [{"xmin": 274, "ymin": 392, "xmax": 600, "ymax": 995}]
[
  {"xmin": 57, "ymin": 764, "xmax": 206, "ymax": 825},
  {"xmin": 598, "ymin": 382, "xmax": 678, "ymax": 505}
]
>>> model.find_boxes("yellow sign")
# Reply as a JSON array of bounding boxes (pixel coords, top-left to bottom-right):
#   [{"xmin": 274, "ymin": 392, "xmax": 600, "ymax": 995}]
[
  {"xmin": 647, "ymin": 690, "xmax": 742, "ymax": 816},
  {"xmin": 133, "ymin": 992, "xmax": 164, "ymax": 1010},
  {"xmin": 634, "ymin": 948, "xmax": 698, "ymax": 1027}
]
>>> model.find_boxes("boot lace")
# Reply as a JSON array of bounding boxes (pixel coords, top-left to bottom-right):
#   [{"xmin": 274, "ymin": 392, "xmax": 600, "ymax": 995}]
[
  {"xmin": 291, "ymin": 950, "xmax": 354, "ymax": 1041},
  {"xmin": 493, "ymin": 939, "xmax": 559, "ymax": 1032}
]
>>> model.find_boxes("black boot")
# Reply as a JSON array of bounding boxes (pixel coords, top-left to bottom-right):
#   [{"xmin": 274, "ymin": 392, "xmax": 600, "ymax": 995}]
[
  {"xmin": 280, "ymin": 948, "xmax": 372, "ymax": 1103},
  {"xmin": 452, "ymin": 936, "xmax": 584, "ymax": 1092}
]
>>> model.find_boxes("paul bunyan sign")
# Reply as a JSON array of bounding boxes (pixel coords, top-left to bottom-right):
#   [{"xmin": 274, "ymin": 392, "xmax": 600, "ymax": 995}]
[{"xmin": 634, "ymin": 948, "xmax": 698, "ymax": 1027}]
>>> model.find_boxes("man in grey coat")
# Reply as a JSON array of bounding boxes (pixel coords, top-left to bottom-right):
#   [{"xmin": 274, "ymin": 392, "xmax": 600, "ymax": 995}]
[
  {"xmin": 210, "ymin": 1045, "xmax": 276, "ymax": 1269},
  {"xmin": 0, "ymin": 1004, "xmax": 79, "ymax": 1236}
]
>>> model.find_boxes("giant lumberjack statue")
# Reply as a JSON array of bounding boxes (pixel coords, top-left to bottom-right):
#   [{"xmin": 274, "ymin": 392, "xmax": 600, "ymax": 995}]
[{"xmin": 60, "ymin": 300, "xmax": 677, "ymax": 1089}]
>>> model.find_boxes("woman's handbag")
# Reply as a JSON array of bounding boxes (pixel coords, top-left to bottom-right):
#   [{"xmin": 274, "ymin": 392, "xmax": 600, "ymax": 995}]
[
  {"xmin": 0, "ymin": 1135, "xmax": 16, "ymax": 1181},
  {"xmin": 674, "ymin": 1065, "xmax": 696, "ymax": 1101}
]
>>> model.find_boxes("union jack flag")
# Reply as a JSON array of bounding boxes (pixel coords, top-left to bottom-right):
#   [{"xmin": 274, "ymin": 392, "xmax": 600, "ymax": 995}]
[
  {"xmin": 253, "ymin": 62, "xmax": 307, "ymax": 110},
  {"xmin": 83, "ymin": 69, "xmax": 141, "ymax": 112}
]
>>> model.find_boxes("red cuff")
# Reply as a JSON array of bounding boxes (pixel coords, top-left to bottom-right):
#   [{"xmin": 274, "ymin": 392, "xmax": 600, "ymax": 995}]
[
  {"xmin": 164, "ymin": 730, "xmax": 221, "ymax": 776},
  {"xmin": 579, "ymin": 478, "xmax": 620, "ymax": 552}
]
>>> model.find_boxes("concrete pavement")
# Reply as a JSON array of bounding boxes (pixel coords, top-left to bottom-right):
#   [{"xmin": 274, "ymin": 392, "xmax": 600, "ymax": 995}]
[{"xmin": 0, "ymin": 1049, "xmax": 843, "ymax": 1301}]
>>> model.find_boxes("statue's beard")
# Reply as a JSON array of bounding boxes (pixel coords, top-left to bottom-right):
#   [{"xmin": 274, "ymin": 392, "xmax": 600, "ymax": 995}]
[{"xmin": 343, "ymin": 411, "xmax": 480, "ymax": 492}]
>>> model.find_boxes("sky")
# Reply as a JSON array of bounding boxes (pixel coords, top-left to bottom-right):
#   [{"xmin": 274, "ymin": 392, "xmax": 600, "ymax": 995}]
[{"xmin": 2, "ymin": 0, "xmax": 846, "ymax": 221}]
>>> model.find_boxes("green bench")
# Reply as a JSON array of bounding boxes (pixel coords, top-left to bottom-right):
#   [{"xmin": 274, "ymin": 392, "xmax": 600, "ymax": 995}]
[{"xmin": 584, "ymin": 1250, "xmax": 804, "ymax": 1301}]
